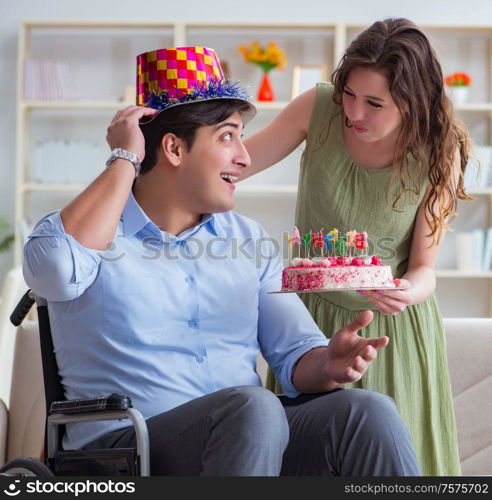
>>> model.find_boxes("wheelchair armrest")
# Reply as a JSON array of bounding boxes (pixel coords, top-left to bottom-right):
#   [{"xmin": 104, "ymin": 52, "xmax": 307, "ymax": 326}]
[
  {"xmin": 50, "ymin": 394, "xmax": 131, "ymax": 414},
  {"xmin": 46, "ymin": 404, "xmax": 150, "ymax": 476}
]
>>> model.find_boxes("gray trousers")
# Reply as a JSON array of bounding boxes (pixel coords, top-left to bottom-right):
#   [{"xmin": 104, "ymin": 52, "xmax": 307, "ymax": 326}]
[{"xmin": 85, "ymin": 386, "xmax": 420, "ymax": 476}]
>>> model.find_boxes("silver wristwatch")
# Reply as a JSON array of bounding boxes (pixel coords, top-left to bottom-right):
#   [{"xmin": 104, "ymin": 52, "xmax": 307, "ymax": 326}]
[{"xmin": 106, "ymin": 148, "xmax": 141, "ymax": 178}]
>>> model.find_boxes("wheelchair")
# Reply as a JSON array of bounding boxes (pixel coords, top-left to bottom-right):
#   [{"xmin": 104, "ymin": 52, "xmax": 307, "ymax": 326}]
[{"xmin": 0, "ymin": 290, "xmax": 150, "ymax": 476}]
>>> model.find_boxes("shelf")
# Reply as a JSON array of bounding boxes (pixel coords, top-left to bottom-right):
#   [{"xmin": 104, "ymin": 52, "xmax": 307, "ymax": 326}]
[
  {"xmin": 19, "ymin": 98, "xmax": 491, "ymax": 116},
  {"xmin": 436, "ymin": 270, "xmax": 492, "ymax": 278},
  {"xmin": 239, "ymin": 185, "xmax": 492, "ymax": 196},
  {"xmin": 23, "ymin": 183, "xmax": 87, "ymax": 193},
  {"xmin": 23, "ymin": 20, "xmax": 336, "ymax": 29},
  {"xmin": 252, "ymin": 101, "xmax": 290, "ymax": 111},
  {"xmin": 24, "ymin": 180, "xmax": 480, "ymax": 196},
  {"xmin": 23, "ymin": 20, "xmax": 175, "ymax": 29},
  {"xmin": 21, "ymin": 183, "xmax": 298, "ymax": 195},
  {"xmin": 20, "ymin": 100, "xmax": 290, "ymax": 111},
  {"xmin": 21, "ymin": 100, "xmax": 132, "ymax": 110},
  {"xmin": 19, "ymin": 183, "xmax": 489, "ymax": 199},
  {"xmin": 236, "ymin": 184, "xmax": 297, "ymax": 194},
  {"xmin": 467, "ymin": 187, "xmax": 492, "ymax": 195},
  {"xmin": 455, "ymin": 103, "xmax": 492, "ymax": 112}
]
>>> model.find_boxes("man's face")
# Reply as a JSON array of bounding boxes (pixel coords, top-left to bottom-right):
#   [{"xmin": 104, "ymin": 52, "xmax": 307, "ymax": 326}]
[{"xmin": 176, "ymin": 111, "xmax": 251, "ymax": 215}]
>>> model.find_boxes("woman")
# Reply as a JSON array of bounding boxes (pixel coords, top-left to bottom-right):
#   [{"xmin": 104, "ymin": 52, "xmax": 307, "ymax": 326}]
[{"xmin": 242, "ymin": 18, "xmax": 472, "ymax": 476}]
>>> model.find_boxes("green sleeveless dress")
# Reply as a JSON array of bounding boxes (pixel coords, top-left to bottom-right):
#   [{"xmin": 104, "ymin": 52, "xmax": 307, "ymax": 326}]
[{"xmin": 267, "ymin": 83, "xmax": 461, "ymax": 476}]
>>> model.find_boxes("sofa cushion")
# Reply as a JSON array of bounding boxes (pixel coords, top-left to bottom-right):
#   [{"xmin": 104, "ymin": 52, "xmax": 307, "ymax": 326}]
[
  {"xmin": 6, "ymin": 321, "xmax": 45, "ymax": 462},
  {"xmin": 0, "ymin": 266, "xmax": 27, "ymax": 407},
  {"xmin": 444, "ymin": 318, "xmax": 492, "ymax": 476}
]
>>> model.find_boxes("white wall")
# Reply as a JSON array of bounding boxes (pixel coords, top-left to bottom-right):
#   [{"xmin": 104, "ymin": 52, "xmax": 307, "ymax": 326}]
[{"xmin": 2, "ymin": 0, "xmax": 492, "ymax": 285}]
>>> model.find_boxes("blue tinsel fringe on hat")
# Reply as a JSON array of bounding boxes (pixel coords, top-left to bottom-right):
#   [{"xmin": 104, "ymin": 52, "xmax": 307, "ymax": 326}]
[{"xmin": 146, "ymin": 78, "xmax": 251, "ymax": 111}]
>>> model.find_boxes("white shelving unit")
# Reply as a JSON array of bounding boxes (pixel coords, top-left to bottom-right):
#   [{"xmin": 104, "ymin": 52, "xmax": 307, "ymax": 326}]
[{"xmin": 14, "ymin": 20, "xmax": 492, "ymax": 316}]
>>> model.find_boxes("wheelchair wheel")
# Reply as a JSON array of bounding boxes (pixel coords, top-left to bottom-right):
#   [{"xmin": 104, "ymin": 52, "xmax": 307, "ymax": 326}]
[{"xmin": 0, "ymin": 457, "xmax": 54, "ymax": 476}]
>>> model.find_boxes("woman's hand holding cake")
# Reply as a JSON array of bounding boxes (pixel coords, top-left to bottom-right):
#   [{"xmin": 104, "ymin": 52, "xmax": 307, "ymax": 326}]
[{"xmin": 357, "ymin": 278, "xmax": 413, "ymax": 315}]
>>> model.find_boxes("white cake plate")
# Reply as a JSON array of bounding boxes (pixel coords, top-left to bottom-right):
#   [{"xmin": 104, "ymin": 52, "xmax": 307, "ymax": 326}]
[{"xmin": 268, "ymin": 286, "xmax": 408, "ymax": 294}]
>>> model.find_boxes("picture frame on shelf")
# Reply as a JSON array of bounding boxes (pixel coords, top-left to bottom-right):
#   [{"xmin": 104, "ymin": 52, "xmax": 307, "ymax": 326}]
[{"xmin": 291, "ymin": 64, "xmax": 328, "ymax": 99}]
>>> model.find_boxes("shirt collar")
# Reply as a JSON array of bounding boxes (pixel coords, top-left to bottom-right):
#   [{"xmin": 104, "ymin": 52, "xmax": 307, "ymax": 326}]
[
  {"xmin": 121, "ymin": 192, "xmax": 224, "ymax": 239},
  {"xmin": 121, "ymin": 191, "xmax": 154, "ymax": 237}
]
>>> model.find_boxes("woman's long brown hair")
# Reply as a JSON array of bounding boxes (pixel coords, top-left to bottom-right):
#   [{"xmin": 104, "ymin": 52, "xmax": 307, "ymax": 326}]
[{"xmin": 331, "ymin": 18, "xmax": 473, "ymax": 245}]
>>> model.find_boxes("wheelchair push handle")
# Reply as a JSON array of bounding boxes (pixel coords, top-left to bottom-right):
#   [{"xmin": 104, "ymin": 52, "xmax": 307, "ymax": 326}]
[{"xmin": 10, "ymin": 289, "xmax": 35, "ymax": 326}]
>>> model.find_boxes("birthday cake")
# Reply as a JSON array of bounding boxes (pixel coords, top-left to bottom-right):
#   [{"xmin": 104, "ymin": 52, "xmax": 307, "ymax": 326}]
[{"xmin": 281, "ymin": 229, "xmax": 396, "ymax": 292}]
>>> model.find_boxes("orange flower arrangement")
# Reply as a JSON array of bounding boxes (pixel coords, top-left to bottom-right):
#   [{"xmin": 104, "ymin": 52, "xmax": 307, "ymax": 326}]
[
  {"xmin": 444, "ymin": 72, "xmax": 472, "ymax": 87},
  {"xmin": 238, "ymin": 41, "xmax": 287, "ymax": 73}
]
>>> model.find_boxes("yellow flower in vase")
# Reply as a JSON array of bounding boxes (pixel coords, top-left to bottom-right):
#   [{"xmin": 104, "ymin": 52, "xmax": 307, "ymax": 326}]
[{"xmin": 238, "ymin": 41, "xmax": 287, "ymax": 101}]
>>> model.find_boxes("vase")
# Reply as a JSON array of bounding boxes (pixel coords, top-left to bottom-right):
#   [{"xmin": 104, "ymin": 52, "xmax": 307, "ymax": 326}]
[
  {"xmin": 448, "ymin": 86, "xmax": 469, "ymax": 106},
  {"xmin": 257, "ymin": 73, "xmax": 274, "ymax": 102}
]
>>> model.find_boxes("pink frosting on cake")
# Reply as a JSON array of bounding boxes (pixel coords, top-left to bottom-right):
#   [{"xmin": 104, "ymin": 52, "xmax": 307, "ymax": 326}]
[{"xmin": 281, "ymin": 260, "xmax": 395, "ymax": 291}]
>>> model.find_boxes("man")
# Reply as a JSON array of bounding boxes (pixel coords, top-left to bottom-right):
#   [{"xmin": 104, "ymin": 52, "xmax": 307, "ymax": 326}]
[{"xmin": 23, "ymin": 46, "xmax": 419, "ymax": 476}]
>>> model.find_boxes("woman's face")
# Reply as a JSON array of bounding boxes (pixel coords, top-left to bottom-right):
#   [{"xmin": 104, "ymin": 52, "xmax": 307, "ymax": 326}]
[{"xmin": 342, "ymin": 66, "xmax": 402, "ymax": 144}]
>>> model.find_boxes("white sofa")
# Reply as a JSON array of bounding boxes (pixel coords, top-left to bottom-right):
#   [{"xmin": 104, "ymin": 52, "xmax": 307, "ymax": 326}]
[
  {"xmin": 0, "ymin": 321, "xmax": 45, "ymax": 466},
  {"xmin": 257, "ymin": 318, "xmax": 492, "ymax": 476},
  {"xmin": 0, "ymin": 266, "xmax": 26, "ymax": 407},
  {"xmin": 444, "ymin": 318, "xmax": 492, "ymax": 476},
  {"xmin": 1, "ymin": 314, "xmax": 491, "ymax": 475}
]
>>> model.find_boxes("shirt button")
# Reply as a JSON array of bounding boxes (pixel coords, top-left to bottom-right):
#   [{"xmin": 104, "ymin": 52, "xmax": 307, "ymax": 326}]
[
  {"xmin": 196, "ymin": 356, "xmax": 204, "ymax": 363},
  {"xmin": 185, "ymin": 276, "xmax": 194, "ymax": 283},
  {"xmin": 188, "ymin": 320, "xmax": 198, "ymax": 328}
]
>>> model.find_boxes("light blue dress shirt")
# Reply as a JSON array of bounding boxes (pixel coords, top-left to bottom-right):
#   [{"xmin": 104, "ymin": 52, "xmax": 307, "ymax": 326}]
[{"xmin": 23, "ymin": 193, "xmax": 329, "ymax": 449}]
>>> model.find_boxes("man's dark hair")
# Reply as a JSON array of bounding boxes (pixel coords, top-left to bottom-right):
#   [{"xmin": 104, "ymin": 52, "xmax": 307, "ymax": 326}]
[{"xmin": 139, "ymin": 99, "xmax": 252, "ymax": 174}]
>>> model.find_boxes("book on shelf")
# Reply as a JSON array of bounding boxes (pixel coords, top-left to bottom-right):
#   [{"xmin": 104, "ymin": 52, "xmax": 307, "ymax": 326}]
[
  {"xmin": 472, "ymin": 229, "xmax": 484, "ymax": 272},
  {"xmin": 464, "ymin": 145, "xmax": 492, "ymax": 189},
  {"xmin": 24, "ymin": 60, "xmax": 78, "ymax": 100},
  {"xmin": 483, "ymin": 228, "xmax": 492, "ymax": 272},
  {"xmin": 455, "ymin": 228, "xmax": 492, "ymax": 272},
  {"xmin": 455, "ymin": 232, "xmax": 475, "ymax": 272}
]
